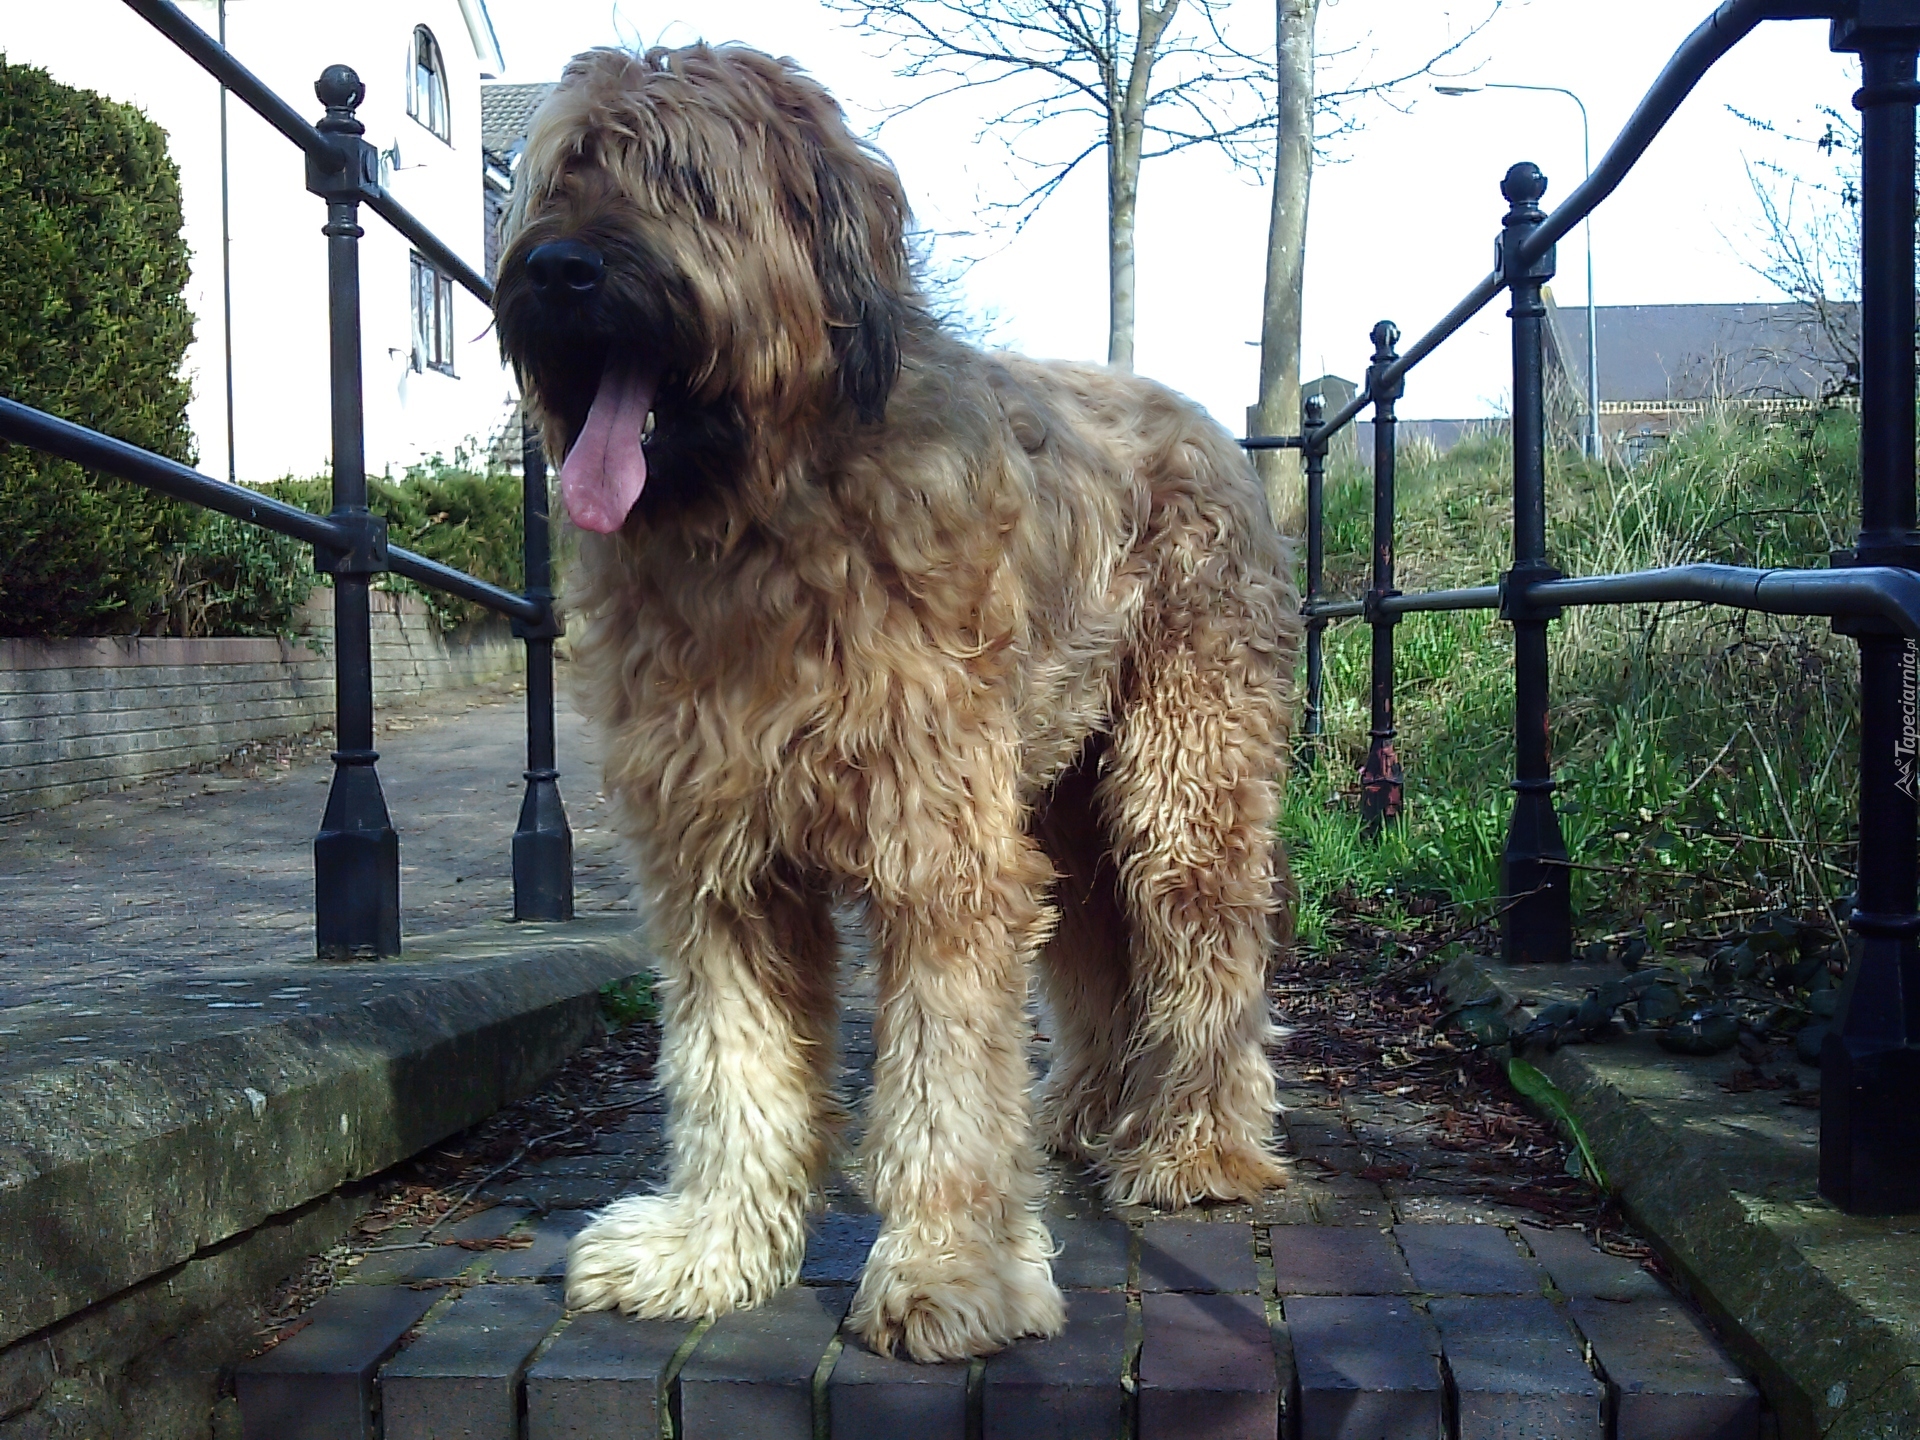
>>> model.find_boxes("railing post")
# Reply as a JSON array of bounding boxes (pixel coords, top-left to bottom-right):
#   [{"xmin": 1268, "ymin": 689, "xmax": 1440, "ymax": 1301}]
[
  {"xmin": 1496, "ymin": 161, "xmax": 1573, "ymax": 965},
  {"xmin": 1823, "ymin": 7, "xmax": 1920, "ymax": 1214},
  {"xmin": 306, "ymin": 66, "xmax": 399, "ymax": 959},
  {"xmin": 1359, "ymin": 323, "xmax": 1405, "ymax": 830},
  {"xmin": 512, "ymin": 413, "xmax": 574, "ymax": 921},
  {"xmin": 1300, "ymin": 392, "xmax": 1328, "ymax": 758}
]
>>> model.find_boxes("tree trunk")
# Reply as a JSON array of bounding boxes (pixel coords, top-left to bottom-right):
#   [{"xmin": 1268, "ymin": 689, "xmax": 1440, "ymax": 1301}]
[
  {"xmin": 1108, "ymin": 0, "xmax": 1179, "ymax": 370},
  {"xmin": 1109, "ymin": 113, "xmax": 1139, "ymax": 370},
  {"xmin": 1252, "ymin": 0, "xmax": 1318, "ymax": 527}
]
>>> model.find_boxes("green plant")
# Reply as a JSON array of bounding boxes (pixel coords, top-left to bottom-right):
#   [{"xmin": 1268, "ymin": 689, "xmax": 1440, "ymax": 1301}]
[
  {"xmin": 1507, "ymin": 1057, "xmax": 1609, "ymax": 1191},
  {"xmin": 163, "ymin": 513, "xmax": 314, "ymax": 638},
  {"xmin": 1287, "ymin": 407, "xmax": 1860, "ymax": 952},
  {"xmin": 599, "ymin": 974, "xmax": 660, "ymax": 1029},
  {"xmin": 0, "ymin": 58, "xmax": 198, "ymax": 637},
  {"xmin": 386, "ymin": 452, "xmax": 526, "ymax": 630},
  {"xmin": 263, "ymin": 450, "xmax": 525, "ymax": 632}
]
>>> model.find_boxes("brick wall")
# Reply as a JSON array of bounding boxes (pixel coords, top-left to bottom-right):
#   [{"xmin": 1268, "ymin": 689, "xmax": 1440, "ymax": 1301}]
[{"xmin": 1, "ymin": 588, "xmax": 521, "ymax": 816}]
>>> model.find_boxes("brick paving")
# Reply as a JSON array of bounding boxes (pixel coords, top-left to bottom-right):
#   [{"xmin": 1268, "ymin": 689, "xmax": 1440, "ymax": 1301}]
[
  {"xmin": 0, "ymin": 680, "xmax": 1763, "ymax": 1436},
  {"xmin": 234, "ymin": 926, "xmax": 1765, "ymax": 1439},
  {"xmin": 241, "ymin": 1195, "xmax": 1764, "ymax": 1438}
]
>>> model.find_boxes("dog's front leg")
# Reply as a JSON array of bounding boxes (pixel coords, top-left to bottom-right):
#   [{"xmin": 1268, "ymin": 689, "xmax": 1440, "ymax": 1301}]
[
  {"xmin": 848, "ymin": 825, "xmax": 1067, "ymax": 1362},
  {"xmin": 566, "ymin": 882, "xmax": 840, "ymax": 1320}
]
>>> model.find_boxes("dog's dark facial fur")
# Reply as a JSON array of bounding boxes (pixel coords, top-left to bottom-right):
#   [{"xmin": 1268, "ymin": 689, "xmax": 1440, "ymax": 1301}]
[
  {"xmin": 494, "ymin": 209, "xmax": 749, "ymax": 518},
  {"xmin": 495, "ymin": 46, "xmax": 917, "ymax": 525}
]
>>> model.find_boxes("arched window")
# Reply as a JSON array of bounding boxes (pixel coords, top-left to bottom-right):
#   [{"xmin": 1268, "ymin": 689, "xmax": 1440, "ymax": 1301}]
[{"xmin": 407, "ymin": 26, "xmax": 450, "ymax": 143}]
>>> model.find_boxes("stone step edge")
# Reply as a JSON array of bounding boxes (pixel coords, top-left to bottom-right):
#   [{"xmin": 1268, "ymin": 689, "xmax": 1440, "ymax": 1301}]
[
  {"xmin": 0, "ymin": 916, "xmax": 649, "ymax": 1349},
  {"xmin": 1434, "ymin": 950, "xmax": 1917, "ymax": 1440}
]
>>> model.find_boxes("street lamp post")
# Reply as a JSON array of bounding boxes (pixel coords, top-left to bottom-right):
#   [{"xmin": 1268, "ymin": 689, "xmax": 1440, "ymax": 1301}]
[{"xmin": 1437, "ymin": 82, "xmax": 1602, "ymax": 461}]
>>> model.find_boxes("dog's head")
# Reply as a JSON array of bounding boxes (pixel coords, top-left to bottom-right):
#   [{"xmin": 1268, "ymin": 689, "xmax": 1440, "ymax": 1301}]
[{"xmin": 495, "ymin": 44, "xmax": 916, "ymax": 532}]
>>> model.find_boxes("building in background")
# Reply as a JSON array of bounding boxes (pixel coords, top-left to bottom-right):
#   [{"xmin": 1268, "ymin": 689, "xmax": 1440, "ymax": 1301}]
[
  {"xmin": 480, "ymin": 81, "xmax": 555, "ymax": 282},
  {"xmin": 1309, "ymin": 298, "xmax": 1859, "ymax": 470},
  {"xmin": 3, "ymin": 0, "xmax": 515, "ymax": 485},
  {"xmin": 1301, "ymin": 373, "xmax": 1503, "ymax": 467},
  {"xmin": 1546, "ymin": 297, "xmax": 1859, "ymax": 462}
]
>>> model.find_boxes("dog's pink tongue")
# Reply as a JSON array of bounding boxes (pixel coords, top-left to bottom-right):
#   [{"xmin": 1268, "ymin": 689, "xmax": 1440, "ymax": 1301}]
[{"xmin": 561, "ymin": 369, "xmax": 658, "ymax": 532}]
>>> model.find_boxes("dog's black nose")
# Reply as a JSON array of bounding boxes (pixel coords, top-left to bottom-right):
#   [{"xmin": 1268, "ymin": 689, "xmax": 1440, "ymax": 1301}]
[{"xmin": 526, "ymin": 239, "xmax": 605, "ymax": 299}]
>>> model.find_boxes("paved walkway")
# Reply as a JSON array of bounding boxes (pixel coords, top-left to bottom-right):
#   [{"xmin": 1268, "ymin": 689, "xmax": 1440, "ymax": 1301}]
[{"xmin": 0, "ymin": 680, "xmax": 631, "ymax": 1033}]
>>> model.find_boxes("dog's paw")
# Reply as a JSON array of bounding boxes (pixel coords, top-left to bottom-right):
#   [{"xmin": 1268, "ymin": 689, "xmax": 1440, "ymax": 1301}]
[
  {"xmin": 847, "ymin": 1223, "xmax": 1065, "ymax": 1362},
  {"xmin": 1100, "ymin": 1140, "xmax": 1288, "ymax": 1209},
  {"xmin": 565, "ymin": 1193, "xmax": 803, "ymax": 1318}
]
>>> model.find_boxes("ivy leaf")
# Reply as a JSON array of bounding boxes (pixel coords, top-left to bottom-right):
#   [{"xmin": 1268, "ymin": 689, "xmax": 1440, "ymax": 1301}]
[{"xmin": 1507, "ymin": 1057, "xmax": 1610, "ymax": 1193}]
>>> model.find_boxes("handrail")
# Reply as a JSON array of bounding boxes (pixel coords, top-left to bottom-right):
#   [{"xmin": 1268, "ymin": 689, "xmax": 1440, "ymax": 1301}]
[
  {"xmin": 387, "ymin": 549, "xmax": 540, "ymax": 623},
  {"xmin": 0, "ymin": 395, "xmax": 347, "ymax": 551},
  {"xmin": 1518, "ymin": 0, "xmax": 1844, "ymax": 267},
  {"xmin": 1308, "ymin": 0, "xmax": 1840, "ymax": 446},
  {"xmin": 1532, "ymin": 562, "xmax": 1920, "ymax": 640},
  {"xmin": 28, "ymin": 4, "xmax": 579, "ymax": 946},
  {"xmin": 0, "ymin": 395, "xmax": 541, "ymax": 624},
  {"xmin": 121, "ymin": 0, "xmax": 495, "ymax": 305},
  {"xmin": 1273, "ymin": 0, "xmax": 1920, "ymax": 1210},
  {"xmin": 1303, "ymin": 563, "xmax": 1920, "ymax": 643}
]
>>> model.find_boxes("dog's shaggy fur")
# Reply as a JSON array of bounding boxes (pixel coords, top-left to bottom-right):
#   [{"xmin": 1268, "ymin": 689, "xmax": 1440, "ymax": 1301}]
[{"xmin": 494, "ymin": 43, "xmax": 1301, "ymax": 1363}]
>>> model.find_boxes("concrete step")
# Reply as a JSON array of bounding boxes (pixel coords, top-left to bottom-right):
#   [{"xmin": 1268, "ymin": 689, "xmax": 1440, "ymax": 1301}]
[{"xmin": 234, "ymin": 1215, "xmax": 1760, "ymax": 1440}]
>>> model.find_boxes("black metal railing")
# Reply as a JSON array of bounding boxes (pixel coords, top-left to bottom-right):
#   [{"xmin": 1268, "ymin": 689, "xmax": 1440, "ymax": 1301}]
[
  {"xmin": 0, "ymin": 0, "xmax": 572, "ymax": 956},
  {"xmin": 1243, "ymin": 0, "xmax": 1920, "ymax": 1215}
]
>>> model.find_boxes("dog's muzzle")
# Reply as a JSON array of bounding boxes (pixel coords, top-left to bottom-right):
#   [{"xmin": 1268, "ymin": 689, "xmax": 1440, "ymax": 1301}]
[{"xmin": 525, "ymin": 239, "xmax": 605, "ymax": 303}]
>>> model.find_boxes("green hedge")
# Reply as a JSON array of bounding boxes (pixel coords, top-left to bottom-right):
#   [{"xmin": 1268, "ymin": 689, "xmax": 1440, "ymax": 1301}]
[
  {"xmin": 137, "ymin": 456, "xmax": 527, "ymax": 639},
  {"xmin": 264, "ymin": 453, "xmax": 526, "ymax": 634},
  {"xmin": 0, "ymin": 58, "xmax": 199, "ymax": 637},
  {"xmin": 160, "ymin": 514, "xmax": 314, "ymax": 639}
]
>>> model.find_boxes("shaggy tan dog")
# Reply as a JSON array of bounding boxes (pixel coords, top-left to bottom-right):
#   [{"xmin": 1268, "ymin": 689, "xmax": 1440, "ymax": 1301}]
[{"xmin": 493, "ymin": 43, "xmax": 1299, "ymax": 1363}]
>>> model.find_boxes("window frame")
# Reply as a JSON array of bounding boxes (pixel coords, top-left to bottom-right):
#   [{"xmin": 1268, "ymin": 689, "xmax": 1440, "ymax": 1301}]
[
  {"xmin": 409, "ymin": 251, "xmax": 457, "ymax": 376},
  {"xmin": 406, "ymin": 25, "xmax": 451, "ymax": 145}
]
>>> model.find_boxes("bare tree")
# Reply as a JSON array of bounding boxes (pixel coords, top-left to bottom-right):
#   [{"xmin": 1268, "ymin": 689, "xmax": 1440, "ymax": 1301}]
[
  {"xmin": 1248, "ymin": 0, "xmax": 1316, "ymax": 520},
  {"xmin": 1733, "ymin": 106, "xmax": 1866, "ymax": 396},
  {"xmin": 832, "ymin": 0, "xmax": 1502, "ymax": 488},
  {"xmin": 826, "ymin": 0, "xmax": 1274, "ymax": 369},
  {"xmin": 1247, "ymin": 5, "xmax": 1506, "ymax": 522}
]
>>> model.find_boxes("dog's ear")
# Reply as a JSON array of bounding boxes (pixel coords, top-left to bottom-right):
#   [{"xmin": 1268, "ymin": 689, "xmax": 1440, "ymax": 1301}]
[{"xmin": 812, "ymin": 145, "xmax": 909, "ymax": 425}]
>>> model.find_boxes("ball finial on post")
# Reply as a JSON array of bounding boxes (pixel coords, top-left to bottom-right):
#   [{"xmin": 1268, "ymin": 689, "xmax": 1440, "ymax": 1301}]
[
  {"xmin": 1501, "ymin": 160, "xmax": 1548, "ymax": 206},
  {"xmin": 1369, "ymin": 320, "xmax": 1401, "ymax": 365},
  {"xmin": 1368, "ymin": 321, "xmax": 1405, "ymax": 405},
  {"xmin": 315, "ymin": 65, "xmax": 366, "ymax": 136},
  {"xmin": 1499, "ymin": 161, "xmax": 1554, "ymax": 286}
]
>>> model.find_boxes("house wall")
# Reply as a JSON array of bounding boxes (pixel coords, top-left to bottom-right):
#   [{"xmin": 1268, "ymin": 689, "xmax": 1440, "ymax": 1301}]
[{"xmin": 2, "ymin": 0, "xmax": 516, "ymax": 487}]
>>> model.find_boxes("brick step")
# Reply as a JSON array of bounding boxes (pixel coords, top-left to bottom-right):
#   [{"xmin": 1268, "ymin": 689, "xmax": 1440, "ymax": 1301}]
[{"xmin": 234, "ymin": 1216, "xmax": 1760, "ymax": 1440}]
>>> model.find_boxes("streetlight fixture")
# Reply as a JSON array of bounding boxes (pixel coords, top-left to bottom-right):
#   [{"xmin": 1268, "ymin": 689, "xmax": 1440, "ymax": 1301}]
[{"xmin": 1436, "ymin": 82, "xmax": 1602, "ymax": 461}]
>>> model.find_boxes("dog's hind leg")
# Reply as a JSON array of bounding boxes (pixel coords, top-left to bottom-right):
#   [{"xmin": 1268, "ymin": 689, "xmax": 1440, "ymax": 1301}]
[
  {"xmin": 1030, "ymin": 735, "xmax": 1133, "ymax": 1165},
  {"xmin": 846, "ymin": 778, "xmax": 1067, "ymax": 1362},
  {"xmin": 1094, "ymin": 548, "xmax": 1292, "ymax": 1210},
  {"xmin": 565, "ymin": 875, "xmax": 841, "ymax": 1320}
]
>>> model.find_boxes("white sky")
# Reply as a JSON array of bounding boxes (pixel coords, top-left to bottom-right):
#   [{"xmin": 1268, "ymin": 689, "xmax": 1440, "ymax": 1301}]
[{"xmin": 485, "ymin": 0, "xmax": 1861, "ymax": 425}]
